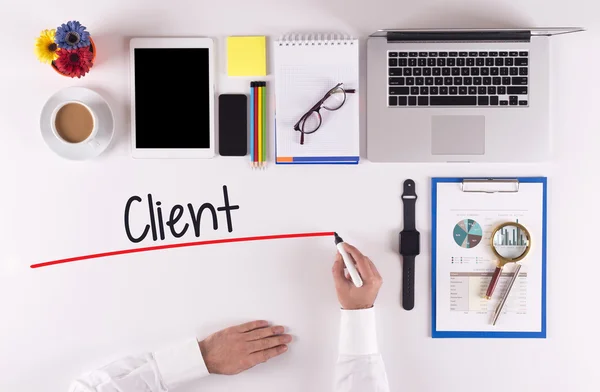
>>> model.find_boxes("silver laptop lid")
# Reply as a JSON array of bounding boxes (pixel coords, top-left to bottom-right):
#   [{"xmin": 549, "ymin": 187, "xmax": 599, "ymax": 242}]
[{"xmin": 370, "ymin": 27, "xmax": 584, "ymax": 39}]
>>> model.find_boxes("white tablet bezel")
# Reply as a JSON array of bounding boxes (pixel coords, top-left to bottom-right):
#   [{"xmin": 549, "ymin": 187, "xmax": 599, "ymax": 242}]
[{"xmin": 130, "ymin": 37, "xmax": 215, "ymax": 158}]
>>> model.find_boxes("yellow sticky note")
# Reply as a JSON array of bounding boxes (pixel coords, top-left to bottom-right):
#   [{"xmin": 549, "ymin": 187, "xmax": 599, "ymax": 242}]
[{"xmin": 227, "ymin": 36, "xmax": 267, "ymax": 76}]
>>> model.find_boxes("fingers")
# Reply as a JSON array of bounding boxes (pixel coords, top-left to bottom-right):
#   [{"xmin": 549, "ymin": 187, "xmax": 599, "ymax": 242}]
[
  {"xmin": 343, "ymin": 243, "xmax": 374, "ymax": 280},
  {"xmin": 332, "ymin": 252, "xmax": 350, "ymax": 287},
  {"xmin": 367, "ymin": 257, "xmax": 382, "ymax": 280},
  {"xmin": 247, "ymin": 334, "xmax": 292, "ymax": 353},
  {"xmin": 249, "ymin": 344, "xmax": 288, "ymax": 366},
  {"xmin": 367, "ymin": 257, "xmax": 383, "ymax": 290},
  {"xmin": 245, "ymin": 325, "xmax": 285, "ymax": 341},
  {"xmin": 237, "ymin": 320, "xmax": 269, "ymax": 333}
]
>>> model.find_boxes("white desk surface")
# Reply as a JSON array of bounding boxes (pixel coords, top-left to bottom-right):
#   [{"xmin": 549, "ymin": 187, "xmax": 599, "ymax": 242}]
[{"xmin": 1, "ymin": 1, "xmax": 599, "ymax": 391}]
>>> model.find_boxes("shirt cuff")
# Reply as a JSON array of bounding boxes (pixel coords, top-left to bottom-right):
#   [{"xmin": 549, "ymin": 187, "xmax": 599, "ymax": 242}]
[
  {"xmin": 154, "ymin": 339, "xmax": 209, "ymax": 389},
  {"xmin": 338, "ymin": 307, "xmax": 379, "ymax": 356}
]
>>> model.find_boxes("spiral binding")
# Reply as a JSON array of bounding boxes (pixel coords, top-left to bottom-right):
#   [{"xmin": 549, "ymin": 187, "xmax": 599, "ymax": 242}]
[{"xmin": 277, "ymin": 32, "xmax": 355, "ymax": 46}]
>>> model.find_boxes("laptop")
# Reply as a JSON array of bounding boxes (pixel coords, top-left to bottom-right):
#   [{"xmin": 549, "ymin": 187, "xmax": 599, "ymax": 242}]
[{"xmin": 366, "ymin": 28, "xmax": 583, "ymax": 162}]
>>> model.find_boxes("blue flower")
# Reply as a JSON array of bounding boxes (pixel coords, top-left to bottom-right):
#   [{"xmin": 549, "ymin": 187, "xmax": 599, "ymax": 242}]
[{"xmin": 55, "ymin": 21, "xmax": 90, "ymax": 49}]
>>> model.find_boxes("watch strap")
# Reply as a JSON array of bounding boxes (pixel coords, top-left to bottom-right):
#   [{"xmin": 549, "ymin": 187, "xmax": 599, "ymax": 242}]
[
  {"xmin": 402, "ymin": 179, "xmax": 417, "ymax": 231},
  {"xmin": 402, "ymin": 256, "xmax": 415, "ymax": 310},
  {"xmin": 401, "ymin": 179, "xmax": 417, "ymax": 311}
]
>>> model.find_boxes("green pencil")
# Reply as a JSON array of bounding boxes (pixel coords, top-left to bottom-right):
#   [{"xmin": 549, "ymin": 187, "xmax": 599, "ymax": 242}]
[{"xmin": 261, "ymin": 82, "xmax": 267, "ymax": 166}]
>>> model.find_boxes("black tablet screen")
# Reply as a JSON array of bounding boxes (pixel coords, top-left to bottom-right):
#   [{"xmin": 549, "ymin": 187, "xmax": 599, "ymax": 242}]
[{"xmin": 134, "ymin": 48, "xmax": 210, "ymax": 149}]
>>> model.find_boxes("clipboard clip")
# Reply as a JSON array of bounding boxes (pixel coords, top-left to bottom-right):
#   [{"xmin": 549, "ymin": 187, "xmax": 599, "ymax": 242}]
[{"xmin": 460, "ymin": 179, "xmax": 520, "ymax": 193}]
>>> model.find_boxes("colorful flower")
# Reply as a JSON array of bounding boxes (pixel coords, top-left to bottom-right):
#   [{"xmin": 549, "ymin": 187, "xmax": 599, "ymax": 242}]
[
  {"xmin": 55, "ymin": 21, "xmax": 90, "ymax": 49},
  {"xmin": 34, "ymin": 29, "xmax": 60, "ymax": 64},
  {"xmin": 55, "ymin": 47, "xmax": 94, "ymax": 78}
]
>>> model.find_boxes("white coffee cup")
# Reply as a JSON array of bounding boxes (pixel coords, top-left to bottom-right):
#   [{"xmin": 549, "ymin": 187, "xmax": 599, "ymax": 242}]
[{"xmin": 50, "ymin": 100, "xmax": 101, "ymax": 150}]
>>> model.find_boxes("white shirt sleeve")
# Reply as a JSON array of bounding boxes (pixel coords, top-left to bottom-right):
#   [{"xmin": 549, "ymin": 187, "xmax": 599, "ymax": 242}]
[
  {"xmin": 335, "ymin": 308, "xmax": 390, "ymax": 392},
  {"xmin": 69, "ymin": 339, "xmax": 209, "ymax": 392}
]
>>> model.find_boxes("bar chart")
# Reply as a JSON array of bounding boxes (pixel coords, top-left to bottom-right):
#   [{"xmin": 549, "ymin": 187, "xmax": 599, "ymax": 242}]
[{"xmin": 493, "ymin": 220, "xmax": 527, "ymax": 247}]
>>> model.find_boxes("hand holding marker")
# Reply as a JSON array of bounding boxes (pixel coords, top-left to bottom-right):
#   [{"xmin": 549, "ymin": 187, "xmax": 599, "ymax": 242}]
[{"xmin": 334, "ymin": 233, "xmax": 363, "ymax": 287}]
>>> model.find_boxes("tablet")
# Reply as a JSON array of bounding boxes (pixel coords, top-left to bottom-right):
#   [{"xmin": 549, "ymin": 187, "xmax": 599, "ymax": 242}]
[{"xmin": 130, "ymin": 38, "xmax": 215, "ymax": 158}]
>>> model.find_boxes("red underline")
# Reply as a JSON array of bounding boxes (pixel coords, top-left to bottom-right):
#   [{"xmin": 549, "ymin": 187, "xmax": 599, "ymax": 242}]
[{"xmin": 30, "ymin": 231, "xmax": 336, "ymax": 269}]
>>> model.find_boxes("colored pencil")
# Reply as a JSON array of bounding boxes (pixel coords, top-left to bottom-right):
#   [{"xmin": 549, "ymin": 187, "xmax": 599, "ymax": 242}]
[
  {"xmin": 254, "ymin": 83, "xmax": 259, "ymax": 166},
  {"xmin": 261, "ymin": 82, "xmax": 266, "ymax": 166},
  {"xmin": 249, "ymin": 82, "xmax": 255, "ymax": 165},
  {"xmin": 256, "ymin": 82, "xmax": 262, "ymax": 167},
  {"xmin": 249, "ymin": 81, "xmax": 268, "ymax": 169}
]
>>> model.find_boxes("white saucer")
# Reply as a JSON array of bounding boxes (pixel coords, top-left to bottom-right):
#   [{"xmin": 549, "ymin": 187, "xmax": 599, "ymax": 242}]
[{"xmin": 40, "ymin": 87, "xmax": 114, "ymax": 160}]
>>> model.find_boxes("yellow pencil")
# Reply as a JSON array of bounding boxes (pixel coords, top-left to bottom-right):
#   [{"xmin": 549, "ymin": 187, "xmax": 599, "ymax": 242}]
[{"xmin": 257, "ymin": 84, "xmax": 263, "ymax": 165}]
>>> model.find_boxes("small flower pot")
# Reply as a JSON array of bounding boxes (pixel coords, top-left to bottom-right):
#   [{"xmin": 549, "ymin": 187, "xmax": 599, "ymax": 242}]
[{"xmin": 51, "ymin": 38, "xmax": 96, "ymax": 77}]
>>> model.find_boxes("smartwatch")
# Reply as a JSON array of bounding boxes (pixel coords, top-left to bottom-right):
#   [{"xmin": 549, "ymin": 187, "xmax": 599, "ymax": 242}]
[{"xmin": 400, "ymin": 179, "xmax": 420, "ymax": 311}]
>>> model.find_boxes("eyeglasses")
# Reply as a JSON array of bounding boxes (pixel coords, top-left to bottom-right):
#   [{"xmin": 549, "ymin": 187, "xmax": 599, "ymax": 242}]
[{"xmin": 293, "ymin": 83, "xmax": 356, "ymax": 145}]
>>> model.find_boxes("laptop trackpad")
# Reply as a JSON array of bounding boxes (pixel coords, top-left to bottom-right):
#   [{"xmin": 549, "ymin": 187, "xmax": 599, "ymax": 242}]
[{"xmin": 431, "ymin": 115, "xmax": 485, "ymax": 155}]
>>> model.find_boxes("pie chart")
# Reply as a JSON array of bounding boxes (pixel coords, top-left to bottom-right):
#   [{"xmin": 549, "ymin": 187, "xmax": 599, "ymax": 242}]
[{"xmin": 453, "ymin": 219, "xmax": 483, "ymax": 248}]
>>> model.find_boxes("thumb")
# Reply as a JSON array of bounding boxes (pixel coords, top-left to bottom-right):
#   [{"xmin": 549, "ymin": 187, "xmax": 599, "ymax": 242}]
[{"xmin": 332, "ymin": 252, "xmax": 350, "ymax": 287}]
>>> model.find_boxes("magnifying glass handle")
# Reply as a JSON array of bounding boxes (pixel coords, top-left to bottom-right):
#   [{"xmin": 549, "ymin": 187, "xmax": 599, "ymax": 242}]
[
  {"xmin": 492, "ymin": 263, "xmax": 522, "ymax": 325},
  {"xmin": 485, "ymin": 266, "xmax": 503, "ymax": 299}
]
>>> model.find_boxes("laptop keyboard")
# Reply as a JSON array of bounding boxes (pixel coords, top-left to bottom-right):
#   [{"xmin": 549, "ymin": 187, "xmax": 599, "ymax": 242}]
[{"xmin": 387, "ymin": 51, "xmax": 529, "ymax": 107}]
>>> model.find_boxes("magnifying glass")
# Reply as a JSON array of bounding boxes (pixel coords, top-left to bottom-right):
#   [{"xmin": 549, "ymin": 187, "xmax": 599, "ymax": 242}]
[{"xmin": 485, "ymin": 222, "xmax": 531, "ymax": 299}]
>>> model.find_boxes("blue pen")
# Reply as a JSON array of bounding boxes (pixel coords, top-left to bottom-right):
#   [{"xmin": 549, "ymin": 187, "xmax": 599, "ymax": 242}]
[{"xmin": 249, "ymin": 82, "xmax": 255, "ymax": 165}]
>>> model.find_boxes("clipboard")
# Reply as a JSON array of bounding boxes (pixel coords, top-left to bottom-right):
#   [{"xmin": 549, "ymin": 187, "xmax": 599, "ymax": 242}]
[{"xmin": 431, "ymin": 177, "xmax": 547, "ymax": 338}]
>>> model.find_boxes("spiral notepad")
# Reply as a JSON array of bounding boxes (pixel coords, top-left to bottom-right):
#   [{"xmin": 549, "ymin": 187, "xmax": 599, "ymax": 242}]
[{"xmin": 274, "ymin": 33, "xmax": 359, "ymax": 164}]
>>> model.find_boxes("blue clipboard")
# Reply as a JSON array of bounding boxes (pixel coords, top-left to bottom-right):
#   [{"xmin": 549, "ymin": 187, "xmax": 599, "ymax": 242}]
[{"xmin": 431, "ymin": 177, "xmax": 547, "ymax": 338}]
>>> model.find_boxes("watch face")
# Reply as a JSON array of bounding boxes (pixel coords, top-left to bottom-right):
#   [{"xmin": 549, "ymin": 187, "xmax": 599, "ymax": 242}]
[{"xmin": 400, "ymin": 231, "xmax": 421, "ymax": 256}]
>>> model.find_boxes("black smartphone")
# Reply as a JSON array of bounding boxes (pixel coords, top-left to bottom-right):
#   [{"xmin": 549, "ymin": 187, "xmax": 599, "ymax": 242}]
[{"xmin": 218, "ymin": 94, "xmax": 247, "ymax": 156}]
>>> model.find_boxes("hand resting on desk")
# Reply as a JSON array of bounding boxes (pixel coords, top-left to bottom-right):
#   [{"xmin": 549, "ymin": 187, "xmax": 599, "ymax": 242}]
[{"xmin": 199, "ymin": 320, "xmax": 291, "ymax": 375}]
